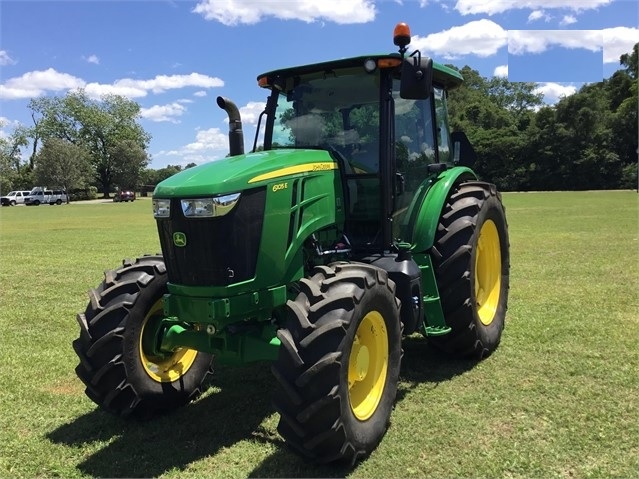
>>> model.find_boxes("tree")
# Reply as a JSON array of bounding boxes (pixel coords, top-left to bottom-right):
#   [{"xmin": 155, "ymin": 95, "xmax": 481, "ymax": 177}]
[
  {"xmin": 29, "ymin": 90, "xmax": 151, "ymax": 197},
  {"xmin": 446, "ymin": 47, "xmax": 637, "ymax": 191},
  {"xmin": 27, "ymin": 112, "xmax": 43, "ymax": 169},
  {"xmin": 611, "ymin": 42, "xmax": 638, "ymax": 172},
  {"xmin": 620, "ymin": 43, "xmax": 638, "ymax": 80},
  {"xmin": 108, "ymin": 139, "xmax": 149, "ymax": 190},
  {"xmin": 446, "ymin": 66, "xmax": 540, "ymax": 189},
  {"xmin": 34, "ymin": 138, "xmax": 92, "ymax": 202},
  {"xmin": 0, "ymin": 122, "xmax": 30, "ymax": 193}
]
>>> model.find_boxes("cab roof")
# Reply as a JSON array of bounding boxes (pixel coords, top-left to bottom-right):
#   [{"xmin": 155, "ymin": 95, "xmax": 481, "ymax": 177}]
[{"xmin": 257, "ymin": 53, "xmax": 464, "ymax": 90}]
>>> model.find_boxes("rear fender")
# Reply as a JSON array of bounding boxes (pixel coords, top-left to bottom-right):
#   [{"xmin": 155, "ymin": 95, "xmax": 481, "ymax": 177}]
[{"xmin": 410, "ymin": 166, "xmax": 477, "ymax": 252}]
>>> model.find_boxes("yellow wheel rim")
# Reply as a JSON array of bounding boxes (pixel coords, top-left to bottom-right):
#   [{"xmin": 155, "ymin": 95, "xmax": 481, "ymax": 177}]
[
  {"xmin": 348, "ymin": 311, "xmax": 388, "ymax": 421},
  {"xmin": 139, "ymin": 298, "xmax": 198, "ymax": 383},
  {"xmin": 475, "ymin": 219, "xmax": 502, "ymax": 326}
]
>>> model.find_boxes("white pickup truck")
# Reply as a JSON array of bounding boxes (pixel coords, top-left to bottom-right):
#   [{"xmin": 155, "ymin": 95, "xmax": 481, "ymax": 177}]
[
  {"xmin": 0, "ymin": 190, "xmax": 32, "ymax": 206},
  {"xmin": 23, "ymin": 187, "xmax": 68, "ymax": 206}
]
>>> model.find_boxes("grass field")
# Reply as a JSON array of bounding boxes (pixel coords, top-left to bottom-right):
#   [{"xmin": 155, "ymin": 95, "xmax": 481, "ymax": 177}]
[{"xmin": 0, "ymin": 191, "xmax": 637, "ymax": 478}]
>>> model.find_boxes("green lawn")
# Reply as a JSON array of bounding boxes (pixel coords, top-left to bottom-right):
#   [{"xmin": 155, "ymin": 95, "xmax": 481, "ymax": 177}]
[{"xmin": 0, "ymin": 192, "xmax": 637, "ymax": 478}]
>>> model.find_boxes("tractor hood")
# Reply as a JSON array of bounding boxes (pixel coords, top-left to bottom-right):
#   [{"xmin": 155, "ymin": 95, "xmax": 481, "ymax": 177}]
[{"xmin": 153, "ymin": 148, "xmax": 337, "ymax": 197}]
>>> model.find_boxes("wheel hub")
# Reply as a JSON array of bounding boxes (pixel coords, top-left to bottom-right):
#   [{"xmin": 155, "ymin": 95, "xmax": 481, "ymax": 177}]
[
  {"xmin": 348, "ymin": 311, "xmax": 388, "ymax": 421},
  {"xmin": 475, "ymin": 219, "xmax": 502, "ymax": 326},
  {"xmin": 351, "ymin": 338, "xmax": 370, "ymax": 382},
  {"xmin": 139, "ymin": 298, "xmax": 198, "ymax": 383}
]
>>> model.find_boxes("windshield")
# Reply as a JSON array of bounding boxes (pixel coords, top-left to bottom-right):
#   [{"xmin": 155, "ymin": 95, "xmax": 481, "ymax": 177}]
[{"xmin": 271, "ymin": 66, "xmax": 381, "ymax": 173}]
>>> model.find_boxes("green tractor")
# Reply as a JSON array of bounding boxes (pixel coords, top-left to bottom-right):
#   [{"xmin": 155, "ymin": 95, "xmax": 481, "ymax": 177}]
[{"xmin": 73, "ymin": 23, "xmax": 509, "ymax": 464}]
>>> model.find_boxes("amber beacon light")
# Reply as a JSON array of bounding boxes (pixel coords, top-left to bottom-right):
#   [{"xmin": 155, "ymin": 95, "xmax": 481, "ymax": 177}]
[{"xmin": 393, "ymin": 22, "xmax": 411, "ymax": 55}]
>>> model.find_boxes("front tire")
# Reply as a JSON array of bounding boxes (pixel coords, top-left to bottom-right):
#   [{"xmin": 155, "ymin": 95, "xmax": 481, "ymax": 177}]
[
  {"xmin": 73, "ymin": 255, "xmax": 214, "ymax": 418},
  {"xmin": 429, "ymin": 181, "xmax": 510, "ymax": 359},
  {"xmin": 272, "ymin": 263, "xmax": 402, "ymax": 464}
]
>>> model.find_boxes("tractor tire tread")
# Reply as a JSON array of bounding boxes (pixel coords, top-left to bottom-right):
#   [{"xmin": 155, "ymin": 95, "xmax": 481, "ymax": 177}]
[
  {"xmin": 272, "ymin": 262, "xmax": 402, "ymax": 464},
  {"xmin": 73, "ymin": 255, "xmax": 213, "ymax": 418},
  {"xmin": 429, "ymin": 181, "xmax": 509, "ymax": 359}
]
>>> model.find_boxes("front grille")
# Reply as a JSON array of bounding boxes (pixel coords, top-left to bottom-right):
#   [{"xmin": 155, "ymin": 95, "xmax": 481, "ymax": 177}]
[{"xmin": 157, "ymin": 187, "xmax": 266, "ymax": 286}]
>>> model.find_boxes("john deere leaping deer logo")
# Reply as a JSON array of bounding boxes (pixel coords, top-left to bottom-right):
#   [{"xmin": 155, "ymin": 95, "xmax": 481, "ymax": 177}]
[{"xmin": 173, "ymin": 232, "xmax": 187, "ymax": 247}]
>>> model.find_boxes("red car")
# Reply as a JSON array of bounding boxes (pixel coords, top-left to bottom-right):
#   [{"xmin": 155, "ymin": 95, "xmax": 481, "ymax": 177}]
[{"xmin": 113, "ymin": 190, "xmax": 136, "ymax": 202}]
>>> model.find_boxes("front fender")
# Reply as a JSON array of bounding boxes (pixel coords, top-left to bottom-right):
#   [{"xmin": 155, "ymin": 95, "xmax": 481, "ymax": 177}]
[{"xmin": 410, "ymin": 166, "xmax": 477, "ymax": 252}]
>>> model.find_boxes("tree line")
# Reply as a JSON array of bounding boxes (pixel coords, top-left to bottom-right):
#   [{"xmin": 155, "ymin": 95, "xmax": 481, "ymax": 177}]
[
  {"xmin": 0, "ymin": 90, "xmax": 151, "ymax": 198},
  {"xmin": 1, "ymin": 43, "xmax": 636, "ymax": 197},
  {"xmin": 447, "ymin": 43, "xmax": 638, "ymax": 191}
]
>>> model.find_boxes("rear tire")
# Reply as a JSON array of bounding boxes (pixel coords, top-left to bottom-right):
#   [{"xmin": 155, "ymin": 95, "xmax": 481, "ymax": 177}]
[
  {"xmin": 272, "ymin": 263, "xmax": 402, "ymax": 464},
  {"xmin": 73, "ymin": 255, "xmax": 214, "ymax": 418},
  {"xmin": 429, "ymin": 181, "xmax": 509, "ymax": 359}
]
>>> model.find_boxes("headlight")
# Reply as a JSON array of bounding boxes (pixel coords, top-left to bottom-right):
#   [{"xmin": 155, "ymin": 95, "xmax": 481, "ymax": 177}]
[
  {"xmin": 181, "ymin": 192, "xmax": 241, "ymax": 218},
  {"xmin": 153, "ymin": 198, "xmax": 171, "ymax": 218},
  {"xmin": 181, "ymin": 198, "xmax": 214, "ymax": 217}
]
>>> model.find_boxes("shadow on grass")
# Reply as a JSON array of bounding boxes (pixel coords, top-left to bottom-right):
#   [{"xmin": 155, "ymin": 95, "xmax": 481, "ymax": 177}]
[
  {"xmin": 48, "ymin": 362, "xmax": 278, "ymax": 478},
  {"xmin": 248, "ymin": 448, "xmax": 354, "ymax": 478},
  {"xmin": 395, "ymin": 335, "xmax": 480, "ymax": 402},
  {"xmin": 48, "ymin": 337, "xmax": 478, "ymax": 478}
]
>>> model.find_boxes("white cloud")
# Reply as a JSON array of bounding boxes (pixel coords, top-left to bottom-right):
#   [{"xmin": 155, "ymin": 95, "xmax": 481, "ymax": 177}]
[
  {"xmin": 184, "ymin": 127, "xmax": 229, "ymax": 152},
  {"xmin": 455, "ymin": 0, "xmax": 612, "ymax": 16},
  {"xmin": 508, "ymin": 29, "xmax": 603, "ymax": 55},
  {"xmin": 0, "ymin": 116, "xmax": 21, "ymax": 128},
  {"xmin": 140, "ymin": 102, "xmax": 187, "ymax": 123},
  {"xmin": 90, "ymin": 73, "xmax": 224, "ymax": 98},
  {"xmin": 83, "ymin": 73, "xmax": 224, "ymax": 99},
  {"xmin": 194, "ymin": 90, "xmax": 207, "ymax": 97},
  {"xmin": 85, "ymin": 54, "xmax": 100, "ymax": 65},
  {"xmin": 0, "ymin": 116, "xmax": 23, "ymax": 138},
  {"xmin": 560, "ymin": 15, "xmax": 577, "ymax": 26},
  {"xmin": 411, "ymin": 19, "xmax": 507, "ymax": 59},
  {"xmin": 156, "ymin": 127, "xmax": 230, "ymax": 166},
  {"xmin": 238, "ymin": 101, "xmax": 266, "ymax": 125},
  {"xmin": 1, "ymin": 69, "xmax": 225, "ymax": 100},
  {"xmin": 507, "ymin": 27, "xmax": 639, "ymax": 64},
  {"xmin": 534, "ymin": 82, "xmax": 578, "ymax": 103},
  {"xmin": 0, "ymin": 50, "xmax": 16, "ymax": 66},
  {"xmin": 603, "ymin": 27, "xmax": 639, "ymax": 63},
  {"xmin": 493, "ymin": 65, "xmax": 508, "ymax": 77},
  {"xmin": 192, "ymin": 0, "xmax": 375, "ymax": 25},
  {"xmin": 528, "ymin": 10, "xmax": 543, "ymax": 21},
  {"xmin": 137, "ymin": 73, "xmax": 224, "ymax": 93},
  {"xmin": 84, "ymin": 82, "xmax": 148, "ymax": 98},
  {"xmin": 0, "ymin": 68, "xmax": 85, "ymax": 99},
  {"xmin": 527, "ymin": 10, "xmax": 552, "ymax": 22}
]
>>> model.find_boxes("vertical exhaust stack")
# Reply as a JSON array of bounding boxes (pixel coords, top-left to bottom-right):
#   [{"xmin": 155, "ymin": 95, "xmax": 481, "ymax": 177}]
[{"xmin": 217, "ymin": 96, "xmax": 244, "ymax": 156}]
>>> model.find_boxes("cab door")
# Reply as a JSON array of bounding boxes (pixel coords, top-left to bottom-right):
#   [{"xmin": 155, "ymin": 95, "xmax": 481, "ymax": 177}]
[{"xmin": 391, "ymin": 82, "xmax": 452, "ymax": 244}]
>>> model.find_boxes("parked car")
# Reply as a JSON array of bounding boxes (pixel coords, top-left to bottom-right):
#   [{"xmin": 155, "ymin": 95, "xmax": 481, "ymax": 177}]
[
  {"xmin": 1, "ymin": 190, "xmax": 32, "ymax": 206},
  {"xmin": 113, "ymin": 190, "xmax": 136, "ymax": 202},
  {"xmin": 24, "ymin": 187, "xmax": 68, "ymax": 205}
]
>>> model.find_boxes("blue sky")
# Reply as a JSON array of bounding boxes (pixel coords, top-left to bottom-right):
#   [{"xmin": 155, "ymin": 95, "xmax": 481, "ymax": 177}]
[{"xmin": 1, "ymin": 0, "xmax": 637, "ymax": 169}]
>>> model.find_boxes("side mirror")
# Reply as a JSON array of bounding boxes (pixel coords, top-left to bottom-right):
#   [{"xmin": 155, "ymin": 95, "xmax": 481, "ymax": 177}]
[
  {"xmin": 400, "ymin": 53, "xmax": 433, "ymax": 100},
  {"xmin": 451, "ymin": 131, "xmax": 476, "ymax": 167}
]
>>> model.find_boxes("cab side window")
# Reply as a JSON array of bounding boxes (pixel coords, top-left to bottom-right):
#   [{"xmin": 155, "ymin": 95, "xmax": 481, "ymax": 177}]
[{"xmin": 434, "ymin": 87, "xmax": 451, "ymax": 163}]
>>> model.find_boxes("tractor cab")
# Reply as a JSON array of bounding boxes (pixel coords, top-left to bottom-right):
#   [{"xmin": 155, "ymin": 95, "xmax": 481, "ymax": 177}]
[{"xmin": 254, "ymin": 28, "xmax": 471, "ymax": 253}]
